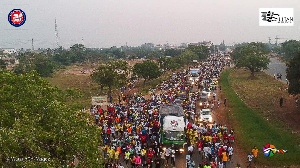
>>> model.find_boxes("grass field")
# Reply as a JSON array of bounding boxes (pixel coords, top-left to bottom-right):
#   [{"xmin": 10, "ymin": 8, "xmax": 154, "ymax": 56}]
[
  {"xmin": 46, "ymin": 67, "xmax": 101, "ymax": 109},
  {"xmin": 45, "ymin": 65, "xmax": 186, "ymax": 109},
  {"xmin": 220, "ymin": 69, "xmax": 300, "ymax": 167}
]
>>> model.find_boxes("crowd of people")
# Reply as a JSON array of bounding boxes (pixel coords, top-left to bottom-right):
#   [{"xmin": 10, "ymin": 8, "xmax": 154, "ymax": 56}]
[{"xmin": 90, "ymin": 54, "xmax": 239, "ymax": 168}]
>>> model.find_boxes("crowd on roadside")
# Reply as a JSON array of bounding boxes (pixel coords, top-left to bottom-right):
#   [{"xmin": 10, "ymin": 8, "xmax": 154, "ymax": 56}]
[{"xmin": 90, "ymin": 54, "xmax": 239, "ymax": 168}]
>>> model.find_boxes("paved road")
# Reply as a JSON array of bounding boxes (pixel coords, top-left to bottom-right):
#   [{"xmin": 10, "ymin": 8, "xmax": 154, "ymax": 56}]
[
  {"xmin": 165, "ymin": 85, "xmax": 240, "ymax": 168},
  {"xmin": 264, "ymin": 57, "xmax": 287, "ymax": 82}
]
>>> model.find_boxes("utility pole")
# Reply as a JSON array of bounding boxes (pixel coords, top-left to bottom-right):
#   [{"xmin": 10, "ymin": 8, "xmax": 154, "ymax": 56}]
[
  {"xmin": 275, "ymin": 35, "xmax": 279, "ymax": 46},
  {"xmin": 55, "ymin": 18, "xmax": 59, "ymax": 48},
  {"xmin": 31, "ymin": 38, "xmax": 34, "ymax": 51}
]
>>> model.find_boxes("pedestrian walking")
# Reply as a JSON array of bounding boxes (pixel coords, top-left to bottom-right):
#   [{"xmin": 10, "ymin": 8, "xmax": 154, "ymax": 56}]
[
  {"xmin": 171, "ymin": 149, "xmax": 175, "ymax": 167},
  {"xmin": 188, "ymin": 144, "xmax": 194, "ymax": 157},
  {"xmin": 280, "ymin": 97, "xmax": 283, "ymax": 107},
  {"xmin": 247, "ymin": 153, "xmax": 254, "ymax": 168},
  {"xmin": 224, "ymin": 98, "xmax": 227, "ymax": 107},
  {"xmin": 222, "ymin": 150, "xmax": 227, "ymax": 168},
  {"xmin": 164, "ymin": 147, "xmax": 170, "ymax": 164},
  {"xmin": 228, "ymin": 145, "xmax": 233, "ymax": 162},
  {"xmin": 252, "ymin": 146, "xmax": 258, "ymax": 164}
]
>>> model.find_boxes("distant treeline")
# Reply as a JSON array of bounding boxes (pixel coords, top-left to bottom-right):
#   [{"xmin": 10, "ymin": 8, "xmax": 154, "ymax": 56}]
[{"xmin": 12, "ymin": 44, "xmax": 210, "ymax": 77}]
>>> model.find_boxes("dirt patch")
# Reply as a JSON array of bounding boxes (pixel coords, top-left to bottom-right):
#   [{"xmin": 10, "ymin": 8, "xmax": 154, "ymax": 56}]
[{"xmin": 213, "ymin": 88, "xmax": 249, "ymax": 168}]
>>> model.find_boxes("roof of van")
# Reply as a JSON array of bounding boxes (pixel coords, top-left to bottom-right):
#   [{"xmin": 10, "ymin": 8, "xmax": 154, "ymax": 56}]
[{"xmin": 159, "ymin": 104, "xmax": 185, "ymax": 117}]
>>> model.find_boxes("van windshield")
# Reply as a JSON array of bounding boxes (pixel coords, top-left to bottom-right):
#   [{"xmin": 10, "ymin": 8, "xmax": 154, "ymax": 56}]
[{"xmin": 163, "ymin": 131, "xmax": 185, "ymax": 141}]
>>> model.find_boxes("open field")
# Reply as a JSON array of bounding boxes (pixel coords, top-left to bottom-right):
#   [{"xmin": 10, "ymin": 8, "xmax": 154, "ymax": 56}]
[
  {"xmin": 229, "ymin": 68, "xmax": 300, "ymax": 132},
  {"xmin": 46, "ymin": 66, "xmax": 101, "ymax": 109},
  {"xmin": 45, "ymin": 61, "xmax": 179, "ymax": 109},
  {"xmin": 220, "ymin": 69, "xmax": 300, "ymax": 167}
]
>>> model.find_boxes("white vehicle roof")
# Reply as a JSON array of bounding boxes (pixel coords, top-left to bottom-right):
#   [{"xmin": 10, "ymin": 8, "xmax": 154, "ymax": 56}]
[
  {"xmin": 163, "ymin": 116, "xmax": 185, "ymax": 132},
  {"xmin": 201, "ymin": 109, "xmax": 211, "ymax": 112}
]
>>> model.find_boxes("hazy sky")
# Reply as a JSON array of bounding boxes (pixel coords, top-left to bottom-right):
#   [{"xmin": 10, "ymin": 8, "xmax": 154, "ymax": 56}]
[{"xmin": 0, "ymin": 0, "xmax": 299, "ymax": 49}]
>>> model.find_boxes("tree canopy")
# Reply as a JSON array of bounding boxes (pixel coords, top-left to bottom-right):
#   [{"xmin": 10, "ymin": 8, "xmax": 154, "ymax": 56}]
[
  {"xmin": 281, "ymin": 40, "xmax": 300, "ymax": 61},
  {"xmin": 286, "ymin": 52, "xmax": 300, "ymax": 95},
  {"xmin": 0, "ymin": 70, "xmax": 102, "ymax": 167},
  {"xmin": 0, "ymin": 59, "xmax": 7, "ymax": 69},
  {"xmin": 186, "ymin": 45, "xmax": 209, "ymax": 60},
  {"xmin": 133, "ymin": 60, "xmax": 162, "ymax": 84},
  {"xmin": 91, "ymin": 60, "xmax": 129, "ymax": 96},
  {"xmin": 14, "ymin": 53, "xmax": 55, "ymax": 77},
  {"xmin": 233, "ymin": 42, "xmax": 270, "ymax": 77}
]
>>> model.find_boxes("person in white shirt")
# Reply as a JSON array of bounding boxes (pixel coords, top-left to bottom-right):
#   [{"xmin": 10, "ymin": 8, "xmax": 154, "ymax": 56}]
[
  {"xmin": 164, "ymin": 148, "xmax": 170, "ymax": 164},
  {"xmin": 218, "ymin": 161, "xmax": 223, "ymax": 168},
  {"xmin": 247, "ymin": 153, "xmax": 254, "ymax": 167},
  {"xmin": 171, "ymin": 149, "xmax": 175, "ymax": 167},
  {"xmin": 188, "ymin": 145, "xmax": 194, "ymax": 157},
  {"xmin": 203, "ymin": 146, "xmax": 209, "ymax": 157},
  {"xmin": 228, "ymin": 145, "xmax": 233, "ymax": 162}
]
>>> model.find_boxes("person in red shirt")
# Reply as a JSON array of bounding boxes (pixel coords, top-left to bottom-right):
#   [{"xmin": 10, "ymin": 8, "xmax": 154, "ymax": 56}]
[
  {"xmin": 107, "ymin": 127, "xmax": 111, "ymax": 136},
  {"xmin": 223, "ymin": 133, "xmax": 229, "ymax": 144},
  {"xmin": 147, "ymin": 148, "xmax": 154, "ymax": 166},
  {"xmin": 197, "ymin": 141, "xmax": 203, "ymax": 156},
  {"xmin": 218, "ymin": 146, "xmax": 225, "ymax": 162},
  {"xmin": 212, "ymin": 133, "xmax": 217, "ymax": 143},
  {"xmin": 229, "ymin": 134, "xmax": 234, "ymax": 144}
]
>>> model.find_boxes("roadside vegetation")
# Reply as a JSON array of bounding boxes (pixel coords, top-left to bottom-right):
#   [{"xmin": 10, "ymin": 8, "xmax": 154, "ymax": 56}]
[
  {"xmin": 0, "ymin": 70, "xmax": 102, "ymax": 167},
  {"xmin": 220, "ymin": 69, "xmax": 300, "ymax": 166}
]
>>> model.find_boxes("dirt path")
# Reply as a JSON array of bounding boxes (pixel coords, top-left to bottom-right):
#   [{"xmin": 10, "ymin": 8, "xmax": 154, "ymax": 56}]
[{"xmin": 212, "ymin": 87, "xmax": 248, "ymax": 168}]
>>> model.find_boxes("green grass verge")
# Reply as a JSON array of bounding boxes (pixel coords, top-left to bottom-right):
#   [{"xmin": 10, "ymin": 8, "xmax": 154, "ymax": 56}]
[
  {"xmin": 46, "ymin": 70, "xmax": 101, "ymax": 109},
  {"xmin": 220, "ymin": 69, "xmax": 300, "ymax": 167}
]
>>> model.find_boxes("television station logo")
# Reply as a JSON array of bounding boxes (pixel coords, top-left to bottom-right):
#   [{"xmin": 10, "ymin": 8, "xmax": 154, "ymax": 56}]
[
  {"xmin": 259, "ymin": 8, "xmax": 293, "ymax": 26},
  {"xmin": 262, "ymin": 144, "xmax": 287, "ymax": 157},
  {"xmin": 8, "ymin": 9, "xmax": 26, "ymax": 27}
]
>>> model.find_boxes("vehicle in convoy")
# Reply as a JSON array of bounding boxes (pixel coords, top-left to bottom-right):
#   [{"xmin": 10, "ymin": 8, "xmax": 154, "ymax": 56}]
[
  {"xmin": 201, "ymin": 89, "xmax": 211, "ymax": 97},
  {"xmin": 189, "ymin": 68, "xmax": 200, "ymax": 85},
  {"xmin": 177, "ymin": 91, "xmax": 187, "ymax": 100},
  {"xmin": 200, "ymin": 108, "xmax": 212, "ymax": 123},
  {"xmin": 199, "ymin": 97, "xmax": 209, "ymax": 108},
  {"xmin": 173, "ymin": 99, "xmax": 182, "ymax": 105},
  {"xmin": 159, "ymin": 104, "xmax": 186, "ymax": 153}
]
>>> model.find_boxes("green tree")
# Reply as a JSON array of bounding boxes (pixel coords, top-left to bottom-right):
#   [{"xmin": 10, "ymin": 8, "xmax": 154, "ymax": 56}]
[
  {"xmin": 186, "ymin": 45, "xmax": 209, "ymax": 60},
  {"xmin": 286, "ymin": 52, "xmax": 300, "ymax": 95},
  {"xmin": 14, "ymin": 53, "xmax": 55, "ymax": 77},
  {"xmin": 53, "ymin": 50, "xmax": 72, "ymax": 66},
  {"xmin": 0, "ymin": 59, "xmax": 7, "ymax": 69},
  {"xmin": 281, "ymin": 40, "xmax": 300, "ymax": 61},
  {"xmin": 70, "ymin": 44, "xmax": 86, "ymax": 63},
  {"xmin": 0, "ymin": 70, "xmax": 102, "ymax": 167},
  {"xmin": 112, "ymin": 49, "xmax": 125, "ymax": 59},
  {"xmin": 91, "ymin": 60, "xmax": 129, "ymax": 96},
  {"xmin": 234, "ymin": 42, "xmax": 270, "ymax": 78},
  {"xmin": 164, "ymin": 49, "xmax": 182, "ymax": 57},
  {"xmin": 133, "ymin": 60, "xmax": 162, "ymax": 84},
  {"xmin": 175, "ymin": 50, "xmax": 198, "ymax": 66}
]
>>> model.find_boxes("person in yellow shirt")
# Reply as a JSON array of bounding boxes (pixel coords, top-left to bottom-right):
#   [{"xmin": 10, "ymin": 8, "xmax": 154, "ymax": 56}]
[
  {"xmin": 114, "ymin": 150, "xmax": 120, "ymax": 162},
  {"xmin": 108, "ymin": 148, "xmax": 114, "ymax": 161},
  {"xmin": 124, "ymin": 150, "xmax": 131, "ymax": 165},
  {"xmin": 208, "ymin": 136, "xmax": 212, "ymax": 143},
  {"xmin": 205, "ymin": 135, "xmax": 209, "ymax": 142},
  {"xmin": 194, "ymin": 130, "xmax": 198, "ymax": 138},
  {"xmin": 222, "ymin": 151, "xmax": 228, "ymax": 168}
]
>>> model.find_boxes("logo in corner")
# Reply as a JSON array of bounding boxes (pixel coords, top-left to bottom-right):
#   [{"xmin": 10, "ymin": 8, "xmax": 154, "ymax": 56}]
[
  {"xmin": 262, "ymin": 144, "xmax": 287, "ymax": 157},
  {"xmin": 8, "ymin": 9, "xmax": 26, "ymax": 27}
]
